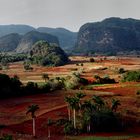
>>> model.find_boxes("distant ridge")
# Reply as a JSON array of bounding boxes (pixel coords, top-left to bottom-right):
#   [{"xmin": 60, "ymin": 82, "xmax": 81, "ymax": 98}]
[
  {"xmin": 0, "ymin": 33, "xmax": 22, "ymax": 52},
  {"xmin": 0, "ymin": 24, "xmax": 35, "ymax": 37},
  {"xmin": 75, "ymin": 17, "xmax": 140, "ymax": 55},
  {"xmin": 16, "ymin": 31, "xmax": 59, "ymax": 53},
  {"xmin": 37, "ymin": 27, "xmax": 77, "ymax": 49},
  {"xmin": 0, "ymin": 25, "xmax": 77, "ymax": 51}
]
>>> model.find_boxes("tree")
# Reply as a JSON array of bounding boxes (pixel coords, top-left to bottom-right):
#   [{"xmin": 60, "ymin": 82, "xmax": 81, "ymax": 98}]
[
  {"xmin": 75, "ymin": 92, "xmax": 86, "ymax": 112},
  {"xmin": 42, "ymin": 73, "xmax": 49, "ymax": 82},
  {"xmin": 65, "ymin": 96, "xmax": 72, "ymax": 121},
  {"xmin": 47, "ymin": 119, "xmax": 54, "ymax": 139},
  {"xmin": 26, "ymin": 104, "xmax": 39, "ymax": 137},
  {"xmin": 92, "ymin": 95, "xmax": 105, "ymax": 111},
  {"xmin": 65, "ymin": 96, "xmax": 79, "ymax": 129},
  {"xmin": 0, "ymin": 135, "xmax": 13, "ymax": 140},
  {"xmin": 111, "ymin": 99, "xmax": 121, "ymax": 112},
  {"xmin": 82, "ymin": 100, "xmax": 96, "ymax": 132},
  {"xmin": 76, "ymin": 92, "xmax": 86, "ymax": 99}
]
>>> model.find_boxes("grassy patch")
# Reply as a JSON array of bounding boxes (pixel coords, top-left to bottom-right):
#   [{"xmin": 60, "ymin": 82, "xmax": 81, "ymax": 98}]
[
  {"xmin": 67, "ymin": 135, "xmax": 140, "ymax": 140},
  {"xmin": 85, "ymin": 84, "xmax": 111, "ymax": 89}
]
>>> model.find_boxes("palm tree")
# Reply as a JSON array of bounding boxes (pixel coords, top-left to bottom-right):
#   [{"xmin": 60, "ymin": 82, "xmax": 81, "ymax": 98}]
[
  {"xmin": 76, "ymin": 92, "xmax": 86, "ymax": 99},
  {"xmin": 26, "ymin": 104, "xmax": 39, "ymax": 137},
  {"xmin": 111, "ymin": 99, "xmax": 121, "ymax": 112},
  {"xmin": 76, "ymin": 92, "xmax": 86, "ymax": 113},
  {"xmin": 92, "ymin": 95, "xmax": 105, "ymax": 110},
  {"xmin": 47, "ymin": 119, "xmax": 54, "ymax": 139},
  {"xmin": 42, "ymin": 73, "xmax": 49, "ymax": 82},
  {"xmin": 65, "ymin": 96, "xmax": 79, "ymax": 129},
  {"xmin": 70, "ymin": 97, "xmax": 79, "ymax": 129},
  {"xmin": 65, "ymin": 96, "xmax": 72, "ymax": 121},
  {"xmin": 82, "ymin": 100, "xmax": 96, "ymax": 132}
]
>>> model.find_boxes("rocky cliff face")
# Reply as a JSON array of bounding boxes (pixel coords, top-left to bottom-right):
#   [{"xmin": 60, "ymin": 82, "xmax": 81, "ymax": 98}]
[
  {"xmin": 75, "ymin": 17, "xmax": 140, "ymax": 55},
  {"xmin": 16, "ymin": 31, "xmax": 59, "ymax": 53},
  {"xmin": 0, "ymin": 33, "xmax": 22, "ymax": 52}
]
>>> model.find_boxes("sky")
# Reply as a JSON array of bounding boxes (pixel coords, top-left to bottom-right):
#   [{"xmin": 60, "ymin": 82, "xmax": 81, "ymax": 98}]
[{"xmin": 0, "ymin": 0, "xmax": 140, "ymax": 31}]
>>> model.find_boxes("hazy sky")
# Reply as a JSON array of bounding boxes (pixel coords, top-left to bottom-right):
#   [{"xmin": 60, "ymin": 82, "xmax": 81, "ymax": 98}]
[{"xmin": 0, "ymin": 0, "xmax": 140, "ymax": 31}]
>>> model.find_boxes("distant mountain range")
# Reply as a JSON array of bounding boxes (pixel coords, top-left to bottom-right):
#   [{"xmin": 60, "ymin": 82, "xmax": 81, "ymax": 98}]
[
  {"xmin": 0, "ymin": 25, "xmax": 77, "ymax": 53},
  {"xmin": 75, "ymin": 17, "xmax": 140, "ymax": 55},
  {"xmin": 0, "ymin": 25, "xmax": 35, "ymax": 37},
  {"xmin": 1, "ymin": 18, "xmax": 140, "ymax": 55},
  {"xmin": 0, "ymin": 33, "xmax": 22, "ymax": 52},
  {"xmin": 37, "ymin": 27, "xmax": 77, "ymax": 49},
  {"xmin": 16, "ymin": 31, "xmax": 59, "ymax": 53}
]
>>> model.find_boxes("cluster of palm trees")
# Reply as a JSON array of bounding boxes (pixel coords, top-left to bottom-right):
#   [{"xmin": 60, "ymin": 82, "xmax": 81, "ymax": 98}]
[
  {"xmin": 65, "ymin": 93, "xmax": 121, "ymax": 133},
  {"xmin": 65, "ymin": 92, "xmax": 86, "ymax": 129},
  {"xmin": 26, "ymin": 93, "xmax": 121, "ymax": 137}
]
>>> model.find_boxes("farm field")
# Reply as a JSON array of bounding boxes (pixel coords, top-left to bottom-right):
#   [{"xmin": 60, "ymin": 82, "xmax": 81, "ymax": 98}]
[
  {"xmin": 0, "ymin": 56, "xmax": 140, "ymax": 139},
  {"xmin": 1, "ymin": 56, "xmax": 140, "ymax": 83}
]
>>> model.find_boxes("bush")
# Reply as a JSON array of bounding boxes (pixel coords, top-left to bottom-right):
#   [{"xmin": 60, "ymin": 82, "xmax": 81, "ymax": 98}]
[
  {"xmin": 118, "ymin": 68, "xmax": 125, "ymax": 74},
  {"xmin": 79, "ymin": 78, "xmax": 89, "ymax": 85},
  {"xmin": 24, "ymin": 63, "xmax": 33, "ymax": 71},
  {"xmin": 39, "ymin": 82, "xmax": 51, "ymax": 92},
  {"xmin": 64, "ymin": 121, "xmax": 79, "ymax": 135},
  {"xmin": 136, "ymin": 90, "xmax": 140, "ymax": 95},
  {"xmin": 48, "ymin": 79, "xmax": 63, "ymax": 91},
  {"xmin": 0, "ymin": 135, "xmax": 13, "ymax": 140},
  {"xmin": 92, "ymin": 110, "xmax": 121, "ymax": 132},
  {"xmin": 0, "ymin": 74, "xmax": 22, "ymax": 98},
  {"xmin": 93, "ymin": 74, "xmax": 116, "ymax": 84},
  {"xmin": 89, "ymin": 58, "xmax": 95, "ymax": 62},
  {"xmin": 122, "ymin": 71, "xmax": 140, "ymax": 82},
  {"xmin": 64, "ymin": 73, "xmax": 88, "ymax": 89},
  {"xmin": 24, "ymin": 82, "xmax": 39, "ymax": 94}
]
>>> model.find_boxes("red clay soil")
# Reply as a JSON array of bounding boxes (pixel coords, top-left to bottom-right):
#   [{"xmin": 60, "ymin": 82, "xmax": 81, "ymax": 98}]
[
  {"xmin": 93, "ymin": 82, "xmax": 140, "ymax": 96},
  {"xmin": 2, "ymin": 107, "xmax": 68, "ymax": 140},
  {"xmin": 3, "ymin": 106, "xmax": 140, "ymax": 140},
  {"xmin": 0, "ymin": 91, "xmax": 66, "ymax": 125},
  {"xmin": 1, "ymin": 103, "xmax": 140, "ymax": 140}
]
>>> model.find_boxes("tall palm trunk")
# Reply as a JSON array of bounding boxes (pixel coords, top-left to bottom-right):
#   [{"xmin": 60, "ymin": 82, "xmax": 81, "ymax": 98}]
[
  {"xmin": 33, "ymin": 117, "xmax": 36, "ymax": 137},
  {"xmin": 68, "ymin": 106, "xmax": 71, "ymax": 121},
  {"xmin": 73, "ymin": 109, "xmax": 76, "ymax": 129},
  {"xmin": 48, "ymin": 127, "xmax": 50, "ymax": 139},
  {"xmin": 87, "ymin": 124, "xmax": 91, "ymax": 132}
]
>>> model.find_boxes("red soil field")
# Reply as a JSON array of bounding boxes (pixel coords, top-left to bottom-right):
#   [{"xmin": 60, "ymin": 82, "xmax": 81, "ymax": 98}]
[{"xmin": 0, "ymin": 56, "xmax": 140, "ymax": 139}]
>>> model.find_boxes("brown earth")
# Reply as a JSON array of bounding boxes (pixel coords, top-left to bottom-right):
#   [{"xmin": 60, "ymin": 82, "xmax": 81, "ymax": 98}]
[{"xmin": 0, "ymin": 56, "xmax": 140, "ymax": 139}]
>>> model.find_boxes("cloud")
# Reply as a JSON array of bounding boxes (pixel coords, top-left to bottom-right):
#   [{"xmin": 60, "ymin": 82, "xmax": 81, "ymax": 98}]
[{"xmin": 0, "ymin": 0, "xmax": 139, "ymax": 31}]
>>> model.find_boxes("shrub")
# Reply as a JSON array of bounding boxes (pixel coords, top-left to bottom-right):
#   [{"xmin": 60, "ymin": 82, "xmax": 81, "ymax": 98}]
[
  {"xmin": 79, "ymin": 78, "xmax": 89, "ymax": 85},
  {"xmin": 64, "ymin": 121, "xmax": 79, "ymax": 135},
  {"xmin": 0, "ymin": 74, "xmax": 22, "ymax": 98},
  {"xmin": 64, "ymin": 73, "xmax": 88, "ymax": 89},
  {"xmin": 122, "ymin": 71, "xmax": 140, "ymax": 82},
  {"xmin": 118, "ymin": 68, "xmax": 125, "ymax": 74},
  {"xmin": 24, "ymin": 63, "xmax": 33, "ymax": 71},
  {"xmin": 89, "ymin": 58, "xmax": 95, "ymax": 62},
  {"xmin": 40, "ymin": 82, "xmax": 51, "ymax": 92},
  {"xmin": 24, "ymin": 82, "xmax": 39, "ymax": 94},
  {"xmin": 0, "ymin": 135, "xmax": 13, "ymax": 140},
  {"xmin": 136, "ymin": 90, "xmax": 140, "ymax": 95},
  {"xmin": 93, "ymin": 74, "xmax": 116, "ymax": 84},
  {"xmin": 92, "ymin": 110, "xmax": 121, "ymax": 132},
  {"xmin": 48, "ymin": 79, "xmax": 63, "ymax": 91}
]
